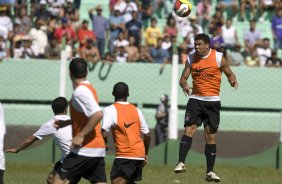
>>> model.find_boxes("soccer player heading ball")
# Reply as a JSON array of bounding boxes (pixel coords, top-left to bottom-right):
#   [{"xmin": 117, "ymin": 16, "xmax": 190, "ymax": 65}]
[{"xmin": 175, "ymin": 33, "xmax": 238, "ymax": 182}]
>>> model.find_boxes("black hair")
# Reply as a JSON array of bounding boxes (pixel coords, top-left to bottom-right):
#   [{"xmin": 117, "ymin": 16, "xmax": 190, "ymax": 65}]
[
  {"xmin": 250, "ymin": 19, "xmax": 256, "ymax": 23},
  {"xmin": 112, "ymin": 82, "xmax": 129, "ymax": 99},
  {"xmin": 52, "ymin": 97, "xmax": 68, "ymax": 115},
  {"xmin": 82, "ymin": 19, "xmax": 89, "ymax": 24},
  {"xmin": 166, "ymin": 14, "xmax": 175, "ymax": 26},
  {"xmin": 151, "ymin": 17, "xmax": 157, "ymax": 22},
  {"xmin": 161, "ymin": 94, "xmax": 169, "ymax": 102},
  {"xmin": 69, "ymin": 58, "xmax": 88, "ymax": 78},
  {"xmin": 195, "ymin": 33, "xmax": 210, "ymax": 45}
]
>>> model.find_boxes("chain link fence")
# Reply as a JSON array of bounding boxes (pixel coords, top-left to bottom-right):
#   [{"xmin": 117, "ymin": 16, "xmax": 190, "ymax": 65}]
[{"xmin": 1, "ymin": 59, "xmax": 282, "ymax": 166}]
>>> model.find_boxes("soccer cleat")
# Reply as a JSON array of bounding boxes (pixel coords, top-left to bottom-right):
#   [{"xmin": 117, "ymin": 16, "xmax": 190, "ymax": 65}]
[
  {"xmin": 174, "ymin": 162, "xmax": 186, "ymax": 173},
  {"xmin": 205, "ymin": 171, "xmax": 220, "ymax": 182}
]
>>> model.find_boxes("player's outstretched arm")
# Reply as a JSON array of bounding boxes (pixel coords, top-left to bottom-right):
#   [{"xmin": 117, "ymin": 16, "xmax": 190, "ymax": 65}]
[
  {"xmin": 179, "ymin": 61, "xmax": 191, "ymax": 96},
  {"xmin": 5, "ymin": 135, "xmax": 39, "ymax": 153},
  {"xmin": 221, "ymin": 57, "xmax": 239, "ymax": 89}
]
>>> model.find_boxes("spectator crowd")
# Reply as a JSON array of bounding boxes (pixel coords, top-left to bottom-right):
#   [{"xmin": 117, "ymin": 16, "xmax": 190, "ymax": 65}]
[{"xmin": 0, "ymin": 0, "xmax": 281, "ymax": 67}]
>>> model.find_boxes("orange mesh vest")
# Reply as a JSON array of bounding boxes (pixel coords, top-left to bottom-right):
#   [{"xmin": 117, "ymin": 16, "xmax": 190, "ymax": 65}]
[
  {"xmin": 70, "ymin": 83, "xmax": 105, "ymax": 149},
  {"xmin": 112, "ymin": 103, "xmax": 145, "ymax": 158},
  {"xmin": 191, "ymin": 49, "xmax": 222, "ymax": 96}
]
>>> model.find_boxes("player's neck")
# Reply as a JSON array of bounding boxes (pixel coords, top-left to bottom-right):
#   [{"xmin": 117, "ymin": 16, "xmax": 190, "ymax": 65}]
[
  {"xmin": 199, "ymin": 49, "xmax": 211, "ymax": 58},
  {"xmin": 73, "ymin": 78, "xmax": 87, "ymax": 88},
  {"xmin": 115, "ymin": 98, "xmax": 127, "ymax": 102},
  {"xmin": 55, "ymin": 113, "xmax": 66, "ymax": 116}
]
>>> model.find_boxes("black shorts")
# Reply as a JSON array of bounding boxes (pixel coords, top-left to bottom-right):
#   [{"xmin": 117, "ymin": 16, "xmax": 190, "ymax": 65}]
[
  {"xmin": 53, "ymin": 160, "xmax": 62, "ymax": 173},
  {"xmin": 110, "ymin": 158, "xmax": 144, "ymax": 182},
  {"xmin": 184, "ymin": 98, "xmax": 221, "ymax": 133},
  {"xmin": 58, "ymin": 153, "xmax": 107, "ymax": 183},
  {"xmin": 0, "ymin": 169, "xmax": 3, "ymax": 184}
]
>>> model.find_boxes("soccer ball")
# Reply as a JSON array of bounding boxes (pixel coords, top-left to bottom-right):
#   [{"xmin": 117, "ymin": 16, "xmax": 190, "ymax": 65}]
[{"xmin": 174, "ymin": 0, "xmax": 192, "ymax": 18}]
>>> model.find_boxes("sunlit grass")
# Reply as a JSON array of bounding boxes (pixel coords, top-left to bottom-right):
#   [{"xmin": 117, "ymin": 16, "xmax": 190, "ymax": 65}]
[{"xmin": 4, "ymin": 163, "xmax": 282, "ymax": 184}]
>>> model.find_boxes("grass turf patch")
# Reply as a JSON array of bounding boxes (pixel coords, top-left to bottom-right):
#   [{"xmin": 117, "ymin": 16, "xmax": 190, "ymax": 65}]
[{"xmin": 4, "ymin": 163, "xmax": 282, "ymax": 184}]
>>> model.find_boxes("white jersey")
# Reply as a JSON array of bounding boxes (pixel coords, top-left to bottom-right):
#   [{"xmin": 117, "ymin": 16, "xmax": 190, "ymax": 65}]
[
  {"xmin": 102, "ymin": 101, "xmax": 149, "ymax": 159},
  {"xmin": 33, "ymin": 115, "xmax": 72, "ymax": 162},
  {"xmin": 0, "ymin": 102, "xmax": 6, "ymax": 170}
]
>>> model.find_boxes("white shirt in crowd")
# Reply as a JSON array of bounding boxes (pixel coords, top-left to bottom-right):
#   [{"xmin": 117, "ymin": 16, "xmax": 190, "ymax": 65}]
[
  {"xmin": 263, "ymin": 0, "xmax": 274, "ymax": 5},
  {"xmin": 162, "ymin": 41, "xmax": 172, "ymax": 51},
  {"xmin": 28, "ymin": 27, "xmax": 48, "ymax": 55},
  {"xmin": 222, "ymin": 25, "xmax": 237, "ymax": 46},
  {"xmin": 116, "ymin": 52, "xmax": 128, "ymax": 63},
  {"xmin": 0, "ymin": 102, "xmax": 6, "ymax": 170},
  {"xmin": 123, "ymin": 2, "xmax": 138, "ymax": 23},
  {"xmin": 256, "ymin": 47, "xmax": 272, "ymax": 67},
  {"xmin": 0, "ymin": 16, "xmax": 13, "ymax": 40},
  {"xmin": 47, "ymin": 0, "xmax": 65, "ymax": 17},
  {"xmin": 33, "ymin": 114, "xmax": 72, "ymax": 162},
  {"xmin": 113, "ymin": 39, "xmax": 129, "ymax": 48}
]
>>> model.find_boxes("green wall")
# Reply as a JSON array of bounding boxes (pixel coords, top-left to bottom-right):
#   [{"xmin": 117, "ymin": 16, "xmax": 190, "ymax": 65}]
[{"xmin": 0, "ymin": 60, "xmax": 282, "ymax": 132}]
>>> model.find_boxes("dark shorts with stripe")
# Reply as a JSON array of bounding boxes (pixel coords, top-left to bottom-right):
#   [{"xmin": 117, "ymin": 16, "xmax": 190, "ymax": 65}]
[
  {"xmin": 0, "ymin": 169, "xmax": 3, "ymax": 184},
  {"xmin": 184, "ymin": 98, "xmax": 221, "ymax": 133},
  {"xmin": 53, "ymin": 160, "xmax": 81, "ymax": 184},
  {"xmin": 58, "ymin": 153, "xmax": 107, "ymax": 183},
  {"xmin": 110, "ymin": 158, "xmax": 144, "ymax": 182},
  {"xmin": 53, "ymin": 160, "xmax": 62, "ymax": 173}
]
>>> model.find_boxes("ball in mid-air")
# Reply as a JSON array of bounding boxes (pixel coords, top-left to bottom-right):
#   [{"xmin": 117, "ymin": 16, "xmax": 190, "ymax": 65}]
[{"xmin": 174, "ymin": 0, "xmax": 192, "ymax": 18}]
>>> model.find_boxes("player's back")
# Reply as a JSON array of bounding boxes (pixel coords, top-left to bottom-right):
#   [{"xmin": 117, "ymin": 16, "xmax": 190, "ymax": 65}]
[
  {"xmin": 53, "ymin": 115, "xmax": 72, "ymax": 160},
  {"xmin": 33, "ymin": 114, "xmax": 72, "ymax": 161}
]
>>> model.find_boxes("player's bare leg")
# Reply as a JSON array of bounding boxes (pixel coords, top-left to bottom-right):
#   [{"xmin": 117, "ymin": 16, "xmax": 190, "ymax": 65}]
[
  {"xmin": 53, "ymin": 173, "xmax": 70, "ymax": 184},
  {"xmin": 112, "ymin": 176, "xmax": 128, "ymax": 184},
  {"xmin": 47, "ymin": 169, "xmax": 56, "ymax": 184}
]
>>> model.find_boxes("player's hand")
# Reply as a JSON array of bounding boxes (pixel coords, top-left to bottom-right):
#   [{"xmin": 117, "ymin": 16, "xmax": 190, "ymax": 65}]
[
  {"xmin": 5, "ymin": 148, "xmax": 18, "ymax": 153},
  {"xmin": 182, "ymin": 84, "xmax": 191, "ymax": 96},
  {"xmin": 53, "ymin": 119, "xmax": 72, "ymax": 129},
  {"xmin": 143, "ymin": 155, "xmax": 148, "ymax": 167},
  {"xmin": 159, "ymin": 64, "xmax": 165, "ymax": 75},
  {"xmin": 71, "ymin": 134, "xmax": 84, "ymax": 149},
  {"xmin": 53, "ymin": 120, "xmax": 60, "ymax": 129},
  {"xmin": 230, "ymin": 80, "xmax": 239, "ymax": 89}
]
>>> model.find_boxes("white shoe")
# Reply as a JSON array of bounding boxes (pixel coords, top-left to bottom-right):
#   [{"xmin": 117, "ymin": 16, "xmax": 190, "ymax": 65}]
[
  {"xmin": 174, "ymin": 162, "xmax": 186, "ymax": 173},
  {"xmin": 205, "ymin": 171, "xmax": 220, "ymax": 182}
]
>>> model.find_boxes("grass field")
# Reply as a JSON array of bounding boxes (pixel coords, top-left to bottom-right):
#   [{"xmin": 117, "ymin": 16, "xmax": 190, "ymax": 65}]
[{"xmin": 4, "ymin": 162, "xmax": 282, "ymax": 184}]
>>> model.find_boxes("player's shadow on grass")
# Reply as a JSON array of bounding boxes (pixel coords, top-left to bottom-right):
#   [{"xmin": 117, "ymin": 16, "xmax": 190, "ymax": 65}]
[{"xmin": 88, "ymin": 62, "xmax": 113, "ymax": 81}]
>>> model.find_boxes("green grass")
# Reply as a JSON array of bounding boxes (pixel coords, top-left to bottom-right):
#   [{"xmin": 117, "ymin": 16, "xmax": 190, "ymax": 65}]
[{"xmin": 4, "ymin": 163, "xmax": 282, "ymax": 184}]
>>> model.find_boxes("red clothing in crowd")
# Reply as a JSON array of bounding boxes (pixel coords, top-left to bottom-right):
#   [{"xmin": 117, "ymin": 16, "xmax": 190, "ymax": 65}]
[
  {"xmin": 77, "ymin": 28, "xmax": 96, "ymax": 48},
  {"xmin": 54, "ymin": 26, "xmax": 76, "ymax": 43}
]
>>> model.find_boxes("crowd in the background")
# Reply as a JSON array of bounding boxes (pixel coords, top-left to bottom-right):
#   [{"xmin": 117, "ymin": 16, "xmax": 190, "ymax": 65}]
[{"xmin": 0, "ymin": 0, "xmax": 281, "ymax": 67}]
